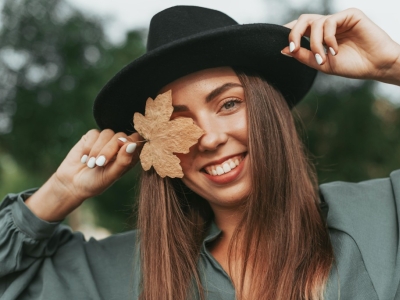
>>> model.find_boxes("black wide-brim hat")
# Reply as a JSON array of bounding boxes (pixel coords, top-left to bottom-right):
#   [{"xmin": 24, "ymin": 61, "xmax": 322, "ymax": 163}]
[{"xmin": 93, "ymin": 5, "xmax": 317, "ymax": 134}]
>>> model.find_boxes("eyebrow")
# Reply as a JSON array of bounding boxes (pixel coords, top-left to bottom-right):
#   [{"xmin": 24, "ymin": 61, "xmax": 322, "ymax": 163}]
[{"xmin": 172, "ymin": 82, "xmax": 243, "ymax": 112}]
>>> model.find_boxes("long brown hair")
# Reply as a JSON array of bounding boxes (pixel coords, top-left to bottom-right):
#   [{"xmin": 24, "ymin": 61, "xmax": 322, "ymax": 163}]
[{"xmin": 136, "ymin": 68, "xmax": 334, "ymax": 300}]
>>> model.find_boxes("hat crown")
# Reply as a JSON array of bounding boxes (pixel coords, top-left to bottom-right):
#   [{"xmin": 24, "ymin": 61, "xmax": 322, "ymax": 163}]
[
  {"xmin": 94, "ymin": 6, "xmax": 316, "ymax": 134},
  {"xmin": 147, "ymin": 6, "xmax": 238, "ymax": 51}
]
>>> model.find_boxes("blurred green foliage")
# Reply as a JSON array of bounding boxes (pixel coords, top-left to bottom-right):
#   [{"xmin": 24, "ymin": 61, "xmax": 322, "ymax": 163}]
[
  {"xmin": 297, "ymin": 76, "xmax": 400, "ymax": 183},
  {"xmin": 1, "ymin": 0, "xmax": 400, "ymax": 233},
  {"xmin": 0, "ymin": 0, "xmax": 145, "ymax": 232}
]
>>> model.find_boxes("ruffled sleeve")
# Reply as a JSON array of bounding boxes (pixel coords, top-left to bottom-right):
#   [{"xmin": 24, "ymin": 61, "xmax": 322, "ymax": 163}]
[
  {"xmin": 0, "ymin": 189, "xmax": 75, "ymax": 275},
  {"xmin": 0, "ymin": 189, "xmax": 139, "ymax": 300}
]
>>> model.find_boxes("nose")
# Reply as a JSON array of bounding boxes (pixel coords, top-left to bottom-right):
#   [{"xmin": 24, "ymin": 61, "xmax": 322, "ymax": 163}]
[{"xmin": 197, "ymin": 129, "xmax": 228, "ymax": 152}]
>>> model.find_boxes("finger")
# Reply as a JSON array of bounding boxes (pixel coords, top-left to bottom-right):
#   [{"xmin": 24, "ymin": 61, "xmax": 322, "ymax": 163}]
[
  {"xmin": 280, "ymin": 46, "xmax": 293, "ymax": 58},
  {"xmin": 94, "ymin": 132, "xmax": 131, "ymax": 167},
  {"xmin": 286, "ymin": 46, "xmax": 333, "ymax": 73},
  {"xmin": 322, "ymin": 9, "xmax": 363, "ymax": 56},
  {"xmin": 288, "ymin": 14, "xmax": 322, "ymax": 53},
  {"xmin": 124, "ymin": 132, "xmax": 145, "ymax": 162},
  {"xmin": 86, "ymin": 129, "xmax": 115, "ymax": 168},
  {"xmin": 104, "ymin": 133, "xmax": 144, "ymax": 178},
  {"xmin": 323, "ymin": 16, "xmax": 339, "ymax": 56},
  {"xmin": 80, "ymin": 129, "xmax": 100, "ymax": 165},
  {"xmin": 330, "ymin": 8, "xmax": 365, "ymax": 34},
  {"xmin": 309, "ymin": 16, "xmax": 329, "ymax": 65},
  {"xmin": 283, "ymin": 19, "xmax": 297, "ymax": 29}
]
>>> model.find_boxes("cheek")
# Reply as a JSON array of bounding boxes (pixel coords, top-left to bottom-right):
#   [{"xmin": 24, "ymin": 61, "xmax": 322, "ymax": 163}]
[
  {"xmin": 231, "ymin": 112, "xmax": 248, "ymax": 143},
  {"xmin": 176, "ymin": 153, "xmax": 199, "ymax": 194},
  {"xmin": 239, "ymin": 119, "xmax": 248, "ymax": 141},
  {"xmin": 176, "ymin": 140, "xmax": 199, "ymax": 173},
  {"xmin": 176, "ymin": 152, "xmax": 192, "ymax": 174}
]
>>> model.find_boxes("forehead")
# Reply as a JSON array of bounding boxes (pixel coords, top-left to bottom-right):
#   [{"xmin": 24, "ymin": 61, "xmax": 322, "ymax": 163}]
[{"xmin": 160, "ymin": 67, "xmax": 241, "ymax": 103}]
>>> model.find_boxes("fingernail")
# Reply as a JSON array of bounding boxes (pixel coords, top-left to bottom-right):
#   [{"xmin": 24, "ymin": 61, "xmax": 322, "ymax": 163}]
[
  {"xmin": 329, "ymin": 47, "xmax": 336, "ymax": 56},
  {"xmin": 281, "ymin": 50, "xmax": 293, "ymax": 58},
  {"xmin": 118, "ymin": 137, "xmax": 127, "ymax": 143},
  {"xmin": 315, "ymin": 53, "xmax": 323, "ymax": 65},
  {"xmin": 95, "ymin": 155, "xmax": 106, "ymax": 167},
  {"xmin": 87, "ymin": 157, "xmax": 96, "ymax": 168},
  {"xmin": 81, "ymin": 154, "xmax": 88, "ymax": 164},
  {"xmin": 289, "ymin": 41, "xmax": 295, "ymax": 53},
  {"xmin": 126, "ymin": 143, "xmax": 137, "ymax": 154},
  {"xmin": 323, "ymin": 46, "xmax": 328, "ymax": 55}
]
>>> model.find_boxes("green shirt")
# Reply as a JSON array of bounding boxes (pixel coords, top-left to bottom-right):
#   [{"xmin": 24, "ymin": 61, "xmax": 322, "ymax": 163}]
[{"xmin": 1, "ymin": 170, "xmax": 400, "ymax": 299}]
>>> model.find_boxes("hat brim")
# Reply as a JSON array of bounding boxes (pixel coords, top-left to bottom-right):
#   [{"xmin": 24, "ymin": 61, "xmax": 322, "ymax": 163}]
[{"xmin": 93, "ymin": 23, "xmax": 317, "ymax": 134}]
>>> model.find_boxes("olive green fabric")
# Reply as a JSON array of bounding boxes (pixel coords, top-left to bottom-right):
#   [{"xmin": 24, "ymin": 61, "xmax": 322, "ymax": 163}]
[{"xmin": 1, "ymin": 170, "xmax": 400, "ymax": 299}]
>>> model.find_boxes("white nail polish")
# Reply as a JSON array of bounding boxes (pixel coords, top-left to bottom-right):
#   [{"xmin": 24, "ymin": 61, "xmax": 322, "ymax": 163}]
[
  {"xmin": 81, "ymin": 155, "xmax": 88, "ymax": 164},
  {"xmin": 281, "ymin": 51, "xmax": 293, "ymax": 58},
  {"xmin": 87, "ymin": 157, "xmax": 96, "ymax": 168},
  {"xmin": 126, "ymin": 143, "xmax": 137, "ymax": 154},
  {"xmin": 118, "ymin": 137, "xmax": 127, "ymax": 143},
  {"xmin": 289, "ymin": 42, "xmax": 296, "ymax": 52},
  {"xmin": 329, "ymin": 47, "xmax": 336, "ymax": 56},
  {"xmin": 315, "ymin": 53, "xmax": 323, "ymax": 65},
  {"xmin": 289, "ymin": 42, "xmax": 295, "ymax": 53},
  {"xmin": 96, "ymin": 155, "xmax": 106, "ymax": 167}
]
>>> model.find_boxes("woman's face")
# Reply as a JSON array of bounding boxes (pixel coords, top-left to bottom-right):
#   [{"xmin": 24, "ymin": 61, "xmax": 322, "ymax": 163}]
[{"xmin": 162, "ymin": 67, "xmax": 251, "ymax": 210}]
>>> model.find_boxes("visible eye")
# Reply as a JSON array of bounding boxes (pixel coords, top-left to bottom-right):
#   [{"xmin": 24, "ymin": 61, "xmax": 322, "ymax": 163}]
[{"xmin": 220, "ymin": 98, "xmax": 242, "ymax": 111}]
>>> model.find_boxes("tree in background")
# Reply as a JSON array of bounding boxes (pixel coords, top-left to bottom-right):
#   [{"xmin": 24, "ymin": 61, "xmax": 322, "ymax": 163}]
[
  {"xmin": 1, "ymin": 0, "xmax": 399, "ymax": 233},
  {"xmin": 0, "ymin": 0, "xmax": 145, "ymax": 232},
  {"xmin": 297, "ymin": 76, "xmax": 400, "ymax": 184}
]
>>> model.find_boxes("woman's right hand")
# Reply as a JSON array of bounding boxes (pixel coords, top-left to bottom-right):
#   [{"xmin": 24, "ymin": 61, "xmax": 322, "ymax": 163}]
[
  {"xmin": 25, "ymin": 129, "xmax": 142, "ymax": 222},
  {"xmin": 281, "ymin": 8, "xmax": 400, "ymax": 85}
]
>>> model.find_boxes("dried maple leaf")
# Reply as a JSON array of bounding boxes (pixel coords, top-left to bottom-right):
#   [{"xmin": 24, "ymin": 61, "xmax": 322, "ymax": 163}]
[{"xmin": 133, "ymin": 90, "xmax": 204, "ymax": 178}]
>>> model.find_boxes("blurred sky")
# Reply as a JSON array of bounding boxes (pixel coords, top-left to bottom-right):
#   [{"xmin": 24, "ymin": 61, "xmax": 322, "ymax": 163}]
[
  {"xmin": 66, "ymin": 0, "xmax": 400, "ymax": 45},
  {"xmin": 0, "ymin": 0, "xmax": 398, "ymax": 103},
  {"xmin": 64, "ymin": 0, "xmax": 400, "ymax": 104}
]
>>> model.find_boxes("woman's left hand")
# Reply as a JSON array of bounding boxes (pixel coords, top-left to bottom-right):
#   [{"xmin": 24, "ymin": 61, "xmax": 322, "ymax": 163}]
[{"xmin": 281, "ymin": 8, "xmax": 400, "ymax": 85}]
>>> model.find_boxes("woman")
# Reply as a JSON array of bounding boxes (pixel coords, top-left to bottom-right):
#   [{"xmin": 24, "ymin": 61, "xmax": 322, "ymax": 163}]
[{"xmin": 1, "ymin": 5, "xmax": 400, "ymax": 300}]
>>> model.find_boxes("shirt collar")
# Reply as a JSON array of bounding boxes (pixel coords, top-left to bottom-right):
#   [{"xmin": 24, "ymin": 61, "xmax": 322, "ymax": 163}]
[{"xmin": 203, "ymin": 220, "xmax": 222, "ymax": 245}]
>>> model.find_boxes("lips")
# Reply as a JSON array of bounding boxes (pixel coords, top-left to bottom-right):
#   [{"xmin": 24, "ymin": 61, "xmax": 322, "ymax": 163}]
[{"xmin": 202, "ymin": 154, "xmax": 245, "ymax": 176}]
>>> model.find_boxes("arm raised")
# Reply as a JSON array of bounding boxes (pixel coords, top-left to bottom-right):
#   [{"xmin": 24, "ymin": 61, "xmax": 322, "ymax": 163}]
[
  {"xmin": 25, "ymin": 129, "xmax": 142, "ymax": 222},
  {"xmin": 281, "ymin": 8, "xmax": 400, "ymax": 85}
]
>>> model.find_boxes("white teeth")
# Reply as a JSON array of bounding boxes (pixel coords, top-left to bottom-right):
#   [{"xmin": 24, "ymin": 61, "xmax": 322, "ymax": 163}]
[
  {"xmin": 222, "ymin": 163, "xmax": 231, "ymax": 173},
  {"xmin": 229, "ymin": 160, "xmax": 236, "ymax": 169},
  {"xmin": 216, "ymin": 166, "xmax": 224, "ymax": 175},
  {"xmin": 204, "ymin": 155, "xmax": 244, "ymax": 176}
]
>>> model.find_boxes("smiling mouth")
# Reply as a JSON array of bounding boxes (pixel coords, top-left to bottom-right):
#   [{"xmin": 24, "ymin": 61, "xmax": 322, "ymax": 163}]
[{"xmin": 203, "ymin": 154, "xmax": 246, "ymax": 176}]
